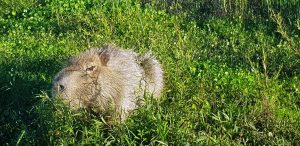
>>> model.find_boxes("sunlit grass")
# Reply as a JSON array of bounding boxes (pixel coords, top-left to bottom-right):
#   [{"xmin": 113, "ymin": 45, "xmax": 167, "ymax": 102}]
[{"xmin": 1, "ymin": 0, "xmax": 300, "ymax": 145}]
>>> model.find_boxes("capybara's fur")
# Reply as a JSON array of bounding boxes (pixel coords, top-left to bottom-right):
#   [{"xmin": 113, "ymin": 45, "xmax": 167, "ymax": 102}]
[{"xmin": 52, "ymin": 44, "xmax": 163, "ymax": 122}]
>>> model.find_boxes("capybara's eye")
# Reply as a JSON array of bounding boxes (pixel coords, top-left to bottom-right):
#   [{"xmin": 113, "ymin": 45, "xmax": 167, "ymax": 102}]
[{"xmin": 86, "ymin": 66, "xmax": 95, "ymax": 72}]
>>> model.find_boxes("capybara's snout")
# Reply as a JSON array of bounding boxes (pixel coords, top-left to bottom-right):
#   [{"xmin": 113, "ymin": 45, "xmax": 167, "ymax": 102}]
[
  {"xmin": 52, "ymin": 71, "xmax": 74, "ymax": 97},
  {"xmin": 52, "ymin": 75, "xmax": 66, "ymax": 94}
]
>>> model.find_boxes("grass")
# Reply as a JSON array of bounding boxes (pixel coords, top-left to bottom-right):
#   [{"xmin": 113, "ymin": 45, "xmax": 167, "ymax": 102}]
[{"xmin": 1, "ymin": 0, "xmax": 300, "ymax": 145}]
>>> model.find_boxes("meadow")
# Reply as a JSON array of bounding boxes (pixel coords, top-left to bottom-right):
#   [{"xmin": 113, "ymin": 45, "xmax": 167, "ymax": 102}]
[{"xmin": 1, "ymin": 0, "xmax": 300, "ymax": 145}]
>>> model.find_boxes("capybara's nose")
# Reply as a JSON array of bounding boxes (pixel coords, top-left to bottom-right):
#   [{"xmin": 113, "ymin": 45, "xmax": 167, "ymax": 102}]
[{"xmin": 58, "ymin": 84, "xmax": 65, "ymax": 92}]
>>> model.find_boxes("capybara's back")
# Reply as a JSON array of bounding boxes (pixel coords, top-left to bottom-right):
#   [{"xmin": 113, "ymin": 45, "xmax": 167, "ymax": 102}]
[{"xmin": 52, "ymin": 44, "xmax": 163, "ymax": 122}]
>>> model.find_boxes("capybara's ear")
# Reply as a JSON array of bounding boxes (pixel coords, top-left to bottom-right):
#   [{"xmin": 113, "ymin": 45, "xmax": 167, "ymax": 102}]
[{"xmin": 98, "ymin": 50, "xmax": 110, "ymax": 66}]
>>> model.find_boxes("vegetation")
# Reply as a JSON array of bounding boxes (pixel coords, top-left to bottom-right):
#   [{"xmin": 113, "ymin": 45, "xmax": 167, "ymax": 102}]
[{"xmin": 1, "ymin": 0, "xmax": 300, "ymax": 145}]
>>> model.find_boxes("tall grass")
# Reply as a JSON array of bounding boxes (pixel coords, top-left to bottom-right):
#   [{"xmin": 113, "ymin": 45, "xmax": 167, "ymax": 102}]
[
  {"xmin": 146, "ymin": 0, "xmax": 300, "ymax": 23},
  {"xmin": 1, "ymin": 0, "xmax": 300, "ymax": 145}
]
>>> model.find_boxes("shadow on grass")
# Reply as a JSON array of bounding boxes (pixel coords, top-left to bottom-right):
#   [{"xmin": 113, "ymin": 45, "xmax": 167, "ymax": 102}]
[{"xmin": 0, "ymin": 56, "xmax": 63, "ymax": 145}]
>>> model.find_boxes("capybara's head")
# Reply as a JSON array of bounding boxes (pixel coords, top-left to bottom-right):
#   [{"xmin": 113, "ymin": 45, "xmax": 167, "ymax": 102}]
[{"xmin": 52, "ymin": 48, "xmax": 114, "ymax": 110}]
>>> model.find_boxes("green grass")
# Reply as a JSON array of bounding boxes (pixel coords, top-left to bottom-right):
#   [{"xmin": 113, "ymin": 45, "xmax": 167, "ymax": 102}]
[{"xmin": 1, "ymin": 0, "xmax": 300, "ymax": 145}]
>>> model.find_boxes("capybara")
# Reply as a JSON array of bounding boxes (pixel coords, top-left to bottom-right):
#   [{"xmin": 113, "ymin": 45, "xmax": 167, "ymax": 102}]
[{"xmin": 52, "ymin": 44, "xmax": 163, "ymax": 122}]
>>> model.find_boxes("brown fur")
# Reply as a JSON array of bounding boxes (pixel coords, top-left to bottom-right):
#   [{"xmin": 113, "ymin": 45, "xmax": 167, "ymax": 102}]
[{"xmin": 52, "ymin": 44, "xmax": 163, "ymax": 122}]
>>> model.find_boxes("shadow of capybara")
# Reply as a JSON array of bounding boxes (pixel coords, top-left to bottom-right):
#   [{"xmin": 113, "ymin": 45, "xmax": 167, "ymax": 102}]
[{"xmin": 52, "ymin": 44, "xmax": 163, "ymax": 122}]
